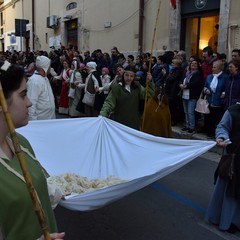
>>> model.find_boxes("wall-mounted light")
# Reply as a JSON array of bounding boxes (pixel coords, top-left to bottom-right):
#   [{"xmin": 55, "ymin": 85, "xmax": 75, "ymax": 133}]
[
  {"xmin": 104, "ymin": 22, "xmax": 111, "ymax": 28},
  {"xmin": 230, "ymin": 24, "xmax": 238, "ymax": 29}
]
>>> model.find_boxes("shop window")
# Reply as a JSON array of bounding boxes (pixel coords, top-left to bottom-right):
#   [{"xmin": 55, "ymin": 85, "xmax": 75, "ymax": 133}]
[{"xmin": 184, "ymin": 16, "xmax": 219, "ymax": 58}]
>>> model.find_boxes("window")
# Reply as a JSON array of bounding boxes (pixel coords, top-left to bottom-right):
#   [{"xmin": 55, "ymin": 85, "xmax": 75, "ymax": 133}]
[
  {"xmin": 66, "ymin": 2, "xmax": 77, "ymax": 11},
  {"xmin": 183, "ymin": 15, "xmax": 219, "ymax": 57}
]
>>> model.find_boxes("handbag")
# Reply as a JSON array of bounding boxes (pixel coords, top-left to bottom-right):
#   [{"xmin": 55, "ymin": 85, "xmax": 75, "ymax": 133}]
[
  {"xmin": 195, "ymin": 94, "xmax": 210, "ymax": 114},
  {"xmin": 82, "ymin": 91, "xmax": 95, "ymax": 107},
  {"xmin": 217, "ymin": 143, "xmax": 240, "ymax": 180},
  {"xmin": 218, "ymin": 154, "xmax": 235, "ymax": 180},
  {"xmin": 68, "ymin": 87, "xmax": 75, "ymax": 99}
]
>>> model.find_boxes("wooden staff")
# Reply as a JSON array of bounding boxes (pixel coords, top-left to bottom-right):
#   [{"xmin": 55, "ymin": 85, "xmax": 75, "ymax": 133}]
[
  {"xmin": 0, "ymin": 81, "xmax": 51, "ymax": 239},
  {"xmin": 141, "ymin": 0, "xmax": 161, "ymax": 129}
]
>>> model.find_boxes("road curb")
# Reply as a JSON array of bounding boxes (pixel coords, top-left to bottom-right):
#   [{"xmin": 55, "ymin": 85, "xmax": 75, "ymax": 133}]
[{"xmin": 172, "ymin": 126, "xmax": 221, "ymax": 155}]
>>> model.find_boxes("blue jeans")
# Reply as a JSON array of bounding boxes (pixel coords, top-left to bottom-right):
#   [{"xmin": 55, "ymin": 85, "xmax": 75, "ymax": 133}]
[{"xmin": 182, "ymin": 99, "xmax": 197, "ymax": 130}]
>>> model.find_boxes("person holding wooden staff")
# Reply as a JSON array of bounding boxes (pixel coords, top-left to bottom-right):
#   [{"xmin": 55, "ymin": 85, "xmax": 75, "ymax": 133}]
[
  {"xmin": 0, "ymin": 61, "xmax": 65, "ymax": 239},
  {"xmin": 100, "ymin": 65, "xmax": 154, "ymax": 130}
]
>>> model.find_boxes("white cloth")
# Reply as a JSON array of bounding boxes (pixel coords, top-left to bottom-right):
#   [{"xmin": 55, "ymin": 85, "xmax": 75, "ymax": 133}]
[
  {"xmin": 47, "ymin": 183, "xmax": 63, "ymax": 209},
  {"xmin": 17, "ymin": 117, "xmax": 215, "ymax": 211},
  {"xmin": 27, "ymin": 72, "xmax": 56, "ymax": 120},
  {"xmin": 35, "ymin": 56, "xmax": 51, "ymax": 75},
  {"xmin": 1, "ymin": 60, "xmax": 11, "ymax": 71},
  {"xmin": 210, "ymin": 71, "xmax": 222, "ymax": 93}
]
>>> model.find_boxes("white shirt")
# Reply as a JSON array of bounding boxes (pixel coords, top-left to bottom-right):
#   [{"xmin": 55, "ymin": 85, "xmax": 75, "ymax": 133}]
[{"xmin": 27, "ymin": 71, "xmax": 56, "ymax": 120}]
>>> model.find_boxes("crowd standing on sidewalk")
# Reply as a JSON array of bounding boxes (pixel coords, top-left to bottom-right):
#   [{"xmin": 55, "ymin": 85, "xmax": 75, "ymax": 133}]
[{"xmin": 1, "ymin": 45, "xmax": 240, "ymax": 138}]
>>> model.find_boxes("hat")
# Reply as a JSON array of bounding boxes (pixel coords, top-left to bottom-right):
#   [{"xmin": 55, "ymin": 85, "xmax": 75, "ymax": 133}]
[
  {"xmin": 124, "ymin": 65, "xmax": 136, "ymax": 73},
  {"xmin": 86, "ymin": 61, "xmax": 97, "ymax": 70},
  {"xmin": 102, "ymin": 67, "xmax": 109, "ymax": 75},
  {"xmin": 136, "ymin": 71, "xmax": 144, "ymax": 78},
  {"xmin": 35, "ymin": 56, "xmax": 51, "ymax": 74},
  {"xmin": 79, "ymin": 63, "xmax": 86, "ymax": 70}
]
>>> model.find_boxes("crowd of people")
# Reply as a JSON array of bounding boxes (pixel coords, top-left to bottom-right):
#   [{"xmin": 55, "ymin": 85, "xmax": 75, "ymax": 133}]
[
  {"xmin": 1, "ymin": 45, "xmax": 240, "ymax": 237},
  {"xmin": 3, "ymin": 48, "xmax": 240, "ymax": 126},
  {"xmin": 4, "ymin": 45, "xmax": 240, "ymax": 138}
]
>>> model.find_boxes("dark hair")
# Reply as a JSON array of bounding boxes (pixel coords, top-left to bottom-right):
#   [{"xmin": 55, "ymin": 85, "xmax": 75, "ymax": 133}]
[
  {"xmin": 118, "ymin": 53, "xmax": 126, "ymax": 60},
  {"xmin": 128, "ymin": 55, "xmax": 134, "ymax": 61},
  {"xmin": 103, "ymin": 52, "xmax": 110, "ymax": 61},
  {"xmin": 163, "ymin": 51, "xmax": 174, "ymax": 64},
  {"xmin": 157, "ymin": 55, "xmax": 165, "ymax": 63},
  {"xmin": 114, "ymin": 63, "xmax": 124, "ymax": 72},
  {"xmin": 202, "ymin": 46, "xmax": 213, "ymax": 56},
  {"xmin": 25, "ymin": 52, "xmax": 35, "ymax": 65},
  {"xmin": 219, "ymin": 53, "xmax": 227, "ymax": 60},
  {"xmin": 232, "ymin": 49, "xmax": 240, "ymax": 56},
  {"xmin": 190, "ymin": 59, "xmax": 202, "ymax": 75},
  {"xmin": 111, "ymin": 46, "xmax": 120, "ymax": 54},
  {"xmin": 96, "ymin": 49, "xmax": 102, "ymax": 54},
  {"xmin": 0, "ymin": 63, "xmax": 25, "ymax": 99},
  {"xmin": 152, "ymin": 56, "xmax": 157, "ymax": 65},
  {"xmin": 230, "ymin": 59, "xmax": 240, "ymax": 69}
]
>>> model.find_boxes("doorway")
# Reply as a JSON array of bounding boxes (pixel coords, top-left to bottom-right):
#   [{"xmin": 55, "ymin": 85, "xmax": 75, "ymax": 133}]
[
  {"xmin": 66, "ymin": 19, "xmax": 78, "ymax": 47},
  {"xmin": 182, "ymin": 15, "xmax": 219, "ymax": 59}
]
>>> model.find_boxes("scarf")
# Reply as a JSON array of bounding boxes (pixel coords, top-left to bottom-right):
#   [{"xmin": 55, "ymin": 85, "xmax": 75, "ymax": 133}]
[
  {"xmin": 183, "ymin": 70, "xmax": 197, "ymax": 84},
  {"xmin": 210, "ymin": 71, "xmax": 222, "ymax": 93}
]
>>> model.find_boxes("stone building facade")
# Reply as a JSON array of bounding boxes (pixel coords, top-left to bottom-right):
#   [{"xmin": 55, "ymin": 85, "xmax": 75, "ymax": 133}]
[{"xmin": 0, "ymin": 0, "xmax": 239, "ymax": 60}]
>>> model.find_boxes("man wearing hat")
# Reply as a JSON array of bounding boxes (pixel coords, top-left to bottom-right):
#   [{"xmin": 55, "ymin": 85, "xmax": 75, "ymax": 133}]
[{"xmin": 27, "ymin": 55, "xmax": 56, "ymax": 120}]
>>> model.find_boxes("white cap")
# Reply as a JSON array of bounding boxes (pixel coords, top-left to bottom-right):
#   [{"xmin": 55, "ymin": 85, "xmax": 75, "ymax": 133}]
[
  {"xmin": 86, "ymin": 61, "xmax": 97, "ymax": 70},
  {"xmin": 35, "ymin": 56, "xmax": 51, "ymax": 75}
]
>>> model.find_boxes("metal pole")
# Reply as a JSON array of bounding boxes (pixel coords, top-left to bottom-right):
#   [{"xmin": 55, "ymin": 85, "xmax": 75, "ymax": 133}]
[
  {"xmin": 138, "ymin": 0, "xmax": 144, "ymax": 55},
  {"xmin": 141, "ymin": 0, "xmax": 161, "ymax": 129},
  {"xmin": 32, "ymin": 0, "xmax": 35, "ymax": 50},
  {"xmin": 20, "ymin": 19, "xmax": 23, "ymax": 51}
]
